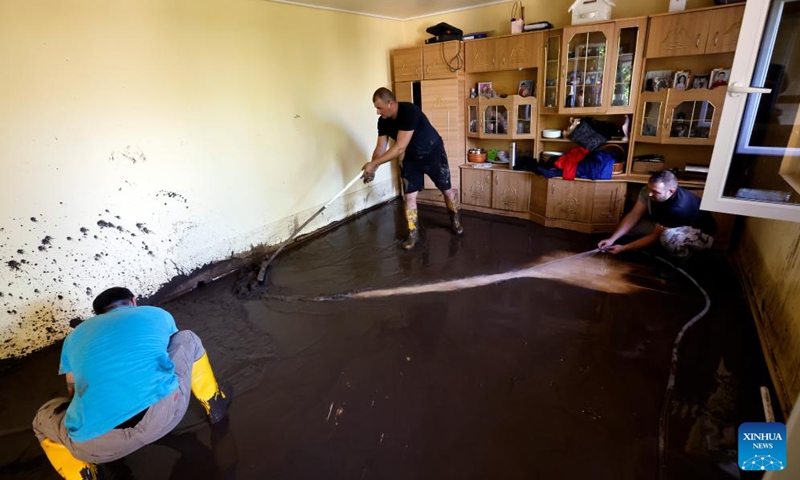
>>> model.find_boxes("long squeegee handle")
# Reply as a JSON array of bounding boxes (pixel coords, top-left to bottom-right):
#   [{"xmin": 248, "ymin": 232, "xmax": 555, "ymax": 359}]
[
  {"xmin": 258, "ymin": 171, "xmax": 364, "ymax": 282},
  {"xmin": 325, "ymin": 172, "xmax": 365, "ymax": 208}
]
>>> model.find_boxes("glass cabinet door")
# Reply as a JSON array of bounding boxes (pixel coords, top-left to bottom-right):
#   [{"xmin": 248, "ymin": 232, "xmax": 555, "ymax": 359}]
[
  {"xmin": 467, "ymin": 103, "xmax": 479, "ymax": 137},
  {"xmin": 639, "ymin": 100, "xmax": 664, "ymax": 142},
  {"xmin": 543, "ymin": 32, "xmax": 561, "ymax": 111},
  {"xmin": 516, "ymin": 103, "xmax": 533, "ymax": 135},
  {"xmin": 667, "ymin": 101, "xmax": 715, "ymax": 140},
  {"xmin": 611, "ymin": 25, "xmax": 641, "ymax": 109},
  {"xmin": 483, "ymin": 105, "xmax": 509, "ymax": 136},
  {"xmin": 564, "ymin": 30, "xmax": 609, "ymax": 110}
]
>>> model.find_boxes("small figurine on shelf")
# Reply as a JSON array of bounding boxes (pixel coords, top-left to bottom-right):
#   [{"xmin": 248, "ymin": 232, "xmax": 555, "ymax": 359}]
[{"xmin": 470, "ymin": 88, "xmax": 478, "ymax": 99}]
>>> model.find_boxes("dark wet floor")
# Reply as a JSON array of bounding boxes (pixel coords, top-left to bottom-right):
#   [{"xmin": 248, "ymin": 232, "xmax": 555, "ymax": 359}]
[{"xmin": 0, "ymin": 200, "xmax": 775, "ymax": 480}]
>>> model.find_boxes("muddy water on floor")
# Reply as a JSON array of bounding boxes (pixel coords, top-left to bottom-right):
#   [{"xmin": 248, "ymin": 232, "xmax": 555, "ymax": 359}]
[{"xmin": 1, "ymin": 202, "xmax": 756, "ymax": 480}]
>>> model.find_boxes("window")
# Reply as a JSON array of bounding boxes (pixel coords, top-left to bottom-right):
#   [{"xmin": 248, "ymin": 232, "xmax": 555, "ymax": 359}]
[{"xmin": 702, "ymin": 0, "xmax": 800, "ymax": 222}]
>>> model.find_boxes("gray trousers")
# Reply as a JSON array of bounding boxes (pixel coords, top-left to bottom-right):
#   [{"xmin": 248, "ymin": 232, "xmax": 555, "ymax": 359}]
[
  {"xmin": 660, "ymin": 226, "xmax": 714, "ymax": 260},
  {"xmin": 32, "ymin": 330, "xmax": 205, "ymax": 464},
  {"xmin": 630, "ymin": 219, "xmax": 714, "ymax": 261}
]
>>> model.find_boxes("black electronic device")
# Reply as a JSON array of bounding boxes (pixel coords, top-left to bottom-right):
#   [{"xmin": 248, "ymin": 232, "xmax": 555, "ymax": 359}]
[
  {"xmin": 425, "ymin": 34, "xmax": 462, "ymax": 44},
  {"xmin": 425, "ymin": 22, "xmax": 463, "ymax": 36}
]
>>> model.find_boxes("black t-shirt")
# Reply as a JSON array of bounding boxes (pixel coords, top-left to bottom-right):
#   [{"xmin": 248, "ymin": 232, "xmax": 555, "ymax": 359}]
[
  {"xmin": 641, "ymin": 186, "xmax": 717, "ymax": 235},
  {"xmin": 377, "ymin": 102, "xmax": 443, "ymax": 161}
]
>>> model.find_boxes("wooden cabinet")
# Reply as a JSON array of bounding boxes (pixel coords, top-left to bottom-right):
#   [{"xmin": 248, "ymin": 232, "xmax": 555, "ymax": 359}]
[
  {"xmin": 460, "ymin": 167, "xmax": 531, "ymax": 213},
  {"xmin": 423, "ymin": 43, "xmax": 462, "ymax": 79},
  {"xmin": 466, "ymin": 96, "xmax": 538, "ymax": 140},
  {"xmin": 559, "ymin": 18, "xmax": 646, "ymax": 114},
  {"xmin": 392, "ymin": 47, "xmax": 423, "ymax": 82},
  {"xmin": 530, "ymin": 176, "xmax": 626, "ymax": 231},
  {"xmin": 392, "ymin": 42, "xmax": 464, "ymax": 82},
  {"xmin": 466, "ymin": 38, "xmax": 498, "ymax": 72},
  {"xmin": 498, "ymin": 34, "xmax": 541, "ymax": 70},
  {"xmin": 421, "ymin": 79, "xmax": 465, "ymax": 191},
  {"xmin": 393, "ymin": 81, "xmax": 415, "ymax": 103},
  {"xmin": 634, "ymin": 87, "xmax": 727, "ymax": 145},
  {"xmin": 646, "ymin": 5, "xmax": 744, "ymax": 58},
  {"xmin": 465, "ymin": 32, "xmax": 541, "ymax": 73},
  {"xmin": 704, "ymin": 5, "xmax": 745, "ymax": 54}
]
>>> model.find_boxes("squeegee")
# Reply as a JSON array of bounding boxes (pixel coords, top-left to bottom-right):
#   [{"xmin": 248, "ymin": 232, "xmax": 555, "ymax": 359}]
[{"xmin": 257, "ymin": 171, "xmax": 365, "ymax": 285}]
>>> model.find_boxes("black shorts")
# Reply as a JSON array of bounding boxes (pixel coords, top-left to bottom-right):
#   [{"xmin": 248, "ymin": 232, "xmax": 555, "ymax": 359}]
[{"xmin": 401, "ymin": 147, "xmax": 452, "ymax": 194}]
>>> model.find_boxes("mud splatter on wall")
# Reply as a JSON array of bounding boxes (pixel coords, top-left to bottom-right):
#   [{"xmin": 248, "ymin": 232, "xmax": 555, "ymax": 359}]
[
  {"xmin": 0, "ymin": 157, "xmax": 396, "ymax": 360},
  {"xmin": 0, "ymin": 0, "xmax": 405, "ymax": 359},
  {"xmin": 734, "ymin": 218, "xmax": 800, "ymax": 416}
]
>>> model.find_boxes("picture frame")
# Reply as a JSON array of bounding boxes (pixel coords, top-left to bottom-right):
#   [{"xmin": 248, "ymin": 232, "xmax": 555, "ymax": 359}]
[
  {"xmin": 672, "ymin": 70, "xmax": 692, "ymax": 91},
  {"xmin": 644, "ymin": 70, "xmax": 674, "ymax": 92},
  {"xmin": 518, "ymin": 80, "xmax": 534, "ymax": 97},
  {"xmin": 691, "ymin": 74, "xmax": 709, "ymax": 90},
  {"xmin": 478, "ymin": 81, "xmax": 493, "ymax": 98},
  {"xmin": 709, "ymin": 68, "xmax": 731, "ymax": 89}
]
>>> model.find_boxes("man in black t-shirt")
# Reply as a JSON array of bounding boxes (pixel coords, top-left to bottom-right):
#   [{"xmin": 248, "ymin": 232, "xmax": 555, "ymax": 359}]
[
  {"xmin": 598, "ymin": 170, "xmax": 716, "ymax": 266},
  {"xmin": 362, "ymin": 87, "xmax": 463, "ymax": 250}
]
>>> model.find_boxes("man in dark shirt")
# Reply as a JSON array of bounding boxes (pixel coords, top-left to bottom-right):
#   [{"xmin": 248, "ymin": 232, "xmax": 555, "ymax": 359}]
[
  {"xmin": 362, "ymin": 87, "xmax": 463, "ymax": 250},
  {"xmin": 598, "ymin": 170, "xmax": 717, "ymax": 265}
]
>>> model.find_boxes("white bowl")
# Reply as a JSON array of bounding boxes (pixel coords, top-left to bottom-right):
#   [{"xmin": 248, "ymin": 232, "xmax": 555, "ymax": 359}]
[{"xmin": 542, "ymin": 129, "xmax": 562, "ymax": 139}]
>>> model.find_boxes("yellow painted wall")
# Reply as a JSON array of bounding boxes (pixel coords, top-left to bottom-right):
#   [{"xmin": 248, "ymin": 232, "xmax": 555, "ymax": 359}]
[
  {"xmin": 0, "ymin": 0, "xmax": 405, "ymax": 358},
  {"xmin": 735, "ymin": 219, "xmax": 800, "ymax": 414},
  {"xmin": 402, "ymin": 0, "xmax": 716, "ymax": 45}
]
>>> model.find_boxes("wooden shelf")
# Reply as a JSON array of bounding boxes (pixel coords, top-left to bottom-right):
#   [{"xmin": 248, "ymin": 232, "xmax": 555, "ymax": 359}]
[
  {"xmin": 619, "ymin": 173, "xmax": 706, "ymax": 187},
  {"xmin": 539, "ymin": 137, "xmax": 629, "ymax": 144}
]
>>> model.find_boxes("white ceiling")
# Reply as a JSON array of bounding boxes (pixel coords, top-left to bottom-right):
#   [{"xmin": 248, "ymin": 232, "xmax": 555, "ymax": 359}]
[{"xmin": 267, "ymin": 0, "xmax": 509, "ymax": 21}]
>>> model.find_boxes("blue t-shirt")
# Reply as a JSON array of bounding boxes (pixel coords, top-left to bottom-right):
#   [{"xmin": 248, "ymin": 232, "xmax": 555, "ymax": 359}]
[{"xmin": 59, "ymin": 305, "xmax": 179, "ymax": 442}]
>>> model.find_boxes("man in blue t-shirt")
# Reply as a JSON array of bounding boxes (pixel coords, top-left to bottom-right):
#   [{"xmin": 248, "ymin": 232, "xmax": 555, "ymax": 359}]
[
  {"xmin": 361, "ymin": 87, "xmax": 464, "ymax": 250},
  {"xmin": 32, "ymin": 287, "xmax": 231, "ymax": 480},
  {"xmin": 598, "ymin": 170, "xmax": 717, "ymax": 267}
]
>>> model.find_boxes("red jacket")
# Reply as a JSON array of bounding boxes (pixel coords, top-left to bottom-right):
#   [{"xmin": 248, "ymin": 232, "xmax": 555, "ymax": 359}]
[{"xmin": 554, "ymin": 146, "xmax": 589, "ymax": 180}]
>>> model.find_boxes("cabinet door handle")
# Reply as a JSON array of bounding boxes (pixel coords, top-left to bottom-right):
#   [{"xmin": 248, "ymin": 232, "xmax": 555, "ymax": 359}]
[
  {"xmin": 551, "ymin": 183, "xmax": 555, "ymax": 195},
  {"xmin": 695, "ymin": 34, "xmax": 701, "ymax": 48},
  {"xmin": 713, "ymin": 32, "xmax": 719, "ymax": 46},
  {"xmin": 425, "ymin": 66, "xmax": 430, "ymax": 76},
  {"xmin": 414, "ymin": 67, "xmax": 420, "ymax": 78}
]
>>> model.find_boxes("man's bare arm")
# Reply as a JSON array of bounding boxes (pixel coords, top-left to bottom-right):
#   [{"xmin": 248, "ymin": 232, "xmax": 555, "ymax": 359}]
[{"xmin": 65, "ymin": 371, "xmax": 75, "ymax": 398}]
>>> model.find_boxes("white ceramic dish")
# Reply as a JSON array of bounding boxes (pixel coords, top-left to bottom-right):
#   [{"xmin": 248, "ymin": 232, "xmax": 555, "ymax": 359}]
[{"xmin": 542, "ymin": 129, "xmax": 562, "ymax": 139}]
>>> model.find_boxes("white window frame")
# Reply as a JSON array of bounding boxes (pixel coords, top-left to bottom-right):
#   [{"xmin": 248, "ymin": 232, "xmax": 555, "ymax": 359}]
[{"xmin": 701, "ymin": 0, "xmax": 800, "ymax": 222}]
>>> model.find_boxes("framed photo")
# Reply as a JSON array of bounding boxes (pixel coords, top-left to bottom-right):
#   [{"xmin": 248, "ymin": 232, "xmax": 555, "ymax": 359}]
[
  {"xmin": 709, "ymin": 68, "xmax": 731, "ymax": 89},
  {"xmin": 691, "ymin": 74, "xmax": 710, "ymax": 90},
  {"xmin": 518, "ymin": 80, "xmax": 534, "ymax": 97},
  {"xmin": 644, "ymin": 70, "xmax": 674, "ymax": 92},
  {"xmin": 672, "ymin": 70, "xmax": 692, "ymax": 91},
  {"xmin": 478, "ymin": 81, "xmax": 493, "ymax": 98}
]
